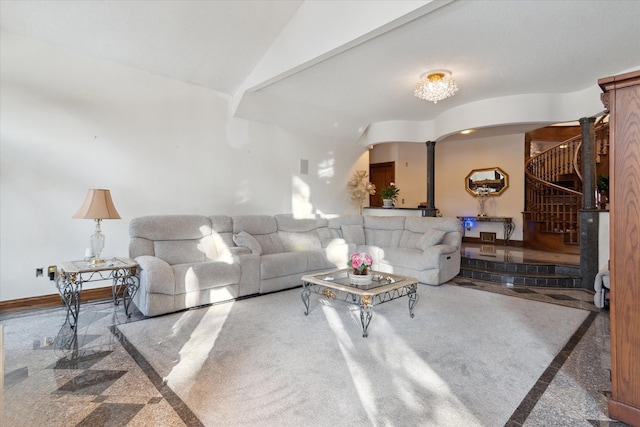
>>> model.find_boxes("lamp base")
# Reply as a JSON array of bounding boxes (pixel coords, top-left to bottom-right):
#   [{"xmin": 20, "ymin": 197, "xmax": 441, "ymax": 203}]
[{"xmin": 90, "ymin": 219, "xmax": 106, "ymax": 265}]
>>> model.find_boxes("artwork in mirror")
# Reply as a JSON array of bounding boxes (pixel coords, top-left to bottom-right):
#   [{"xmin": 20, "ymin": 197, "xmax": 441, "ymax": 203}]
[{"xmin": 465, "ymin": 167, "xmax": 509, "ymax": 196}]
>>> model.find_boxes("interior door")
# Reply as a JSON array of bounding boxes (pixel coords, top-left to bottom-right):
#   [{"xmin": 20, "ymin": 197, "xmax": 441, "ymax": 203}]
[{"xmin": 369, "ymin": 162, "xmax": 395, "ymax": 207}]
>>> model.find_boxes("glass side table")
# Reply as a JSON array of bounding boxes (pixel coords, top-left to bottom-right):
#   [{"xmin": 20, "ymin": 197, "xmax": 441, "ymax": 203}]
[{"xmin": 55, "ymin": 257, "xmax": 138, "ymax": 328}]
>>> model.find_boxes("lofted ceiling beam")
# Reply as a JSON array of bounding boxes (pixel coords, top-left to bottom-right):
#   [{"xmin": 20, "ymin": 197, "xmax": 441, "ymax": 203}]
[{"xmin": 231, "ymin": 0, "xmax": 453, "ymax": 117}]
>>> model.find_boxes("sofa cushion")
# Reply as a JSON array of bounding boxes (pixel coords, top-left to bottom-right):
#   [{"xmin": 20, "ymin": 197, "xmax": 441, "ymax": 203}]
[
  {"xmin": 363, "ymin": 216, "xmax": 404, "ymax": 247},
  {"xmin": 198, "ymin": 233, "xmax": 233, "ymax": 262},
  {"xmin": 379, "ymin": 247, "xmax": 439, "ymax": 270},
  {"xmin": 232, "ymin": 215, "xmax": 284, "ymax": 254},
  {"xmin": 153, "ymin": 240, "xmax": 206, "ymax": 265},
  {"xmin": 233, "ymin": 231, "xmax": 262, "ymax": 255},
  {"xmin": 316, "ymin": 227, "xmax": 343, "ymax": 247},
  {"xmin": 399, "ymin": 230, "xmax": 423, "ymax": 249},
  {"xmin": 209, "ymin": 215, "xmax": 235, "ymax": 248},
  {"xmin": 233, "ymin": 215, "xmax": 278, "ymax": 234},
  {"xmin": 363, "ymin": 215, "xmax": 406, "ymax": 230},
  {"xmin": 365, "ymin": 228, "xmax": 403, "ymax": 248},
  {"xmin": 306, "ymin": 250, "xmax": 337, "ymax": 271},
  {"xmin": 274, "ymin": 214, "xmax": 328, "ymax": 232},
  {"xmin": 327, "ymin": 215, "xmax": 363, "ymax": 230},
  {"xmin": 260, "ymin": 252, "xmax": 309, "ymax": 279},
  {"xmin": 404, "ymin": 216, "xmax": 462, "ymax": 249},
  {"xmin": 341, "ymin": 224, "xmax": 365, "ymax": 245},
  {"xmin": 416, "ymin": 229, "xmax": 446, "ymax": 250},
  {"xmin": 274, "ymin": 214, "xmax": 325, "ymax": 252},
  {"xmin": 253, "ymin": 234, "xmax": 284, "ymax": 255},
  {"xmin": 278, "ymin": 230, "xmax": 322, "ymax": 252},
  {"xmin": 130, "ymin": 215, "xmax": 212, "ymax": 241}
]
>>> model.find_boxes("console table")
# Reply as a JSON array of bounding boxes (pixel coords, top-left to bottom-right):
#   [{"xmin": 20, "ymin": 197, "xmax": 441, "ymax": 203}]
[
  {"xmin": 55, "ymin": 257, "xmax": 138, "ymax": 328},
  {"xmin": 457, "ymin": 216, "xmax": 515, "ymax": 245}
]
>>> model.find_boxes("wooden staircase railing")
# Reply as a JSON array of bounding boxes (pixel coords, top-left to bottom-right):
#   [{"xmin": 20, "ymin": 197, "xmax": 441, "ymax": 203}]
[
  {"xmin": 524, "ymin": 173, "xmax": 582, "ymax": 245},
  {"xmin": 524, "ymin": 122, "xmax": 609, "ymax": 249}
]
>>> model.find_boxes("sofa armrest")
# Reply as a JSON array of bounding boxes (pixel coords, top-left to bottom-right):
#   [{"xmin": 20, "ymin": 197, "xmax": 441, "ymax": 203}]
[
  {"xmin": 135, "ymin": 255, "xmax": 176, "ymax": 295},
  {"xmin": 229, "ymin": 246, "xmax": 252, "ymax": 256},
  {"xmin": 233, "ymin": 253, "xmax": 260, "ymax": 296},
  {"xmin": 422, "ymin": 244, "xmax": 458, "ymax": 256}
]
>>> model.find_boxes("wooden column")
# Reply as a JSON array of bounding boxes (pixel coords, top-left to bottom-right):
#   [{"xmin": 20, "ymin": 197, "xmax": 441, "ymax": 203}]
[{"xmin": 599, "ymin": 69, "xmax": 640, "ymax": 426}]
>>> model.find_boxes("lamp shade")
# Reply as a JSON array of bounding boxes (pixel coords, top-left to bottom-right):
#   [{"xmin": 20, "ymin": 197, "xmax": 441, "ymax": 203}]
[{"xmin": 73, "ymin": 189, "xmax": 121, "ymax": 220}]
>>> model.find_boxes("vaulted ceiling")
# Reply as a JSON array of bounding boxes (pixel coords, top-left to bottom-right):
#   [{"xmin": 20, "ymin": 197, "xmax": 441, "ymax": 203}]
[{"xmin": 2, "ymin": 0, "xmax": 639, "ymax": 143}]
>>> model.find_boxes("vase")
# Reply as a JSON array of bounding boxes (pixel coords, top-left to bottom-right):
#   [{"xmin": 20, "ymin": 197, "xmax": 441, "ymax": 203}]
[
  {"xmin": 598, "ymin": 190, "xmax": 608, "ymax": 210},
  {"xmin": 382, "ymin": 199, "xmax": 393, "ymax": 209},
  {"xmin": 477, "ymin": 194, "xmax": 489, "ymax": 217}
]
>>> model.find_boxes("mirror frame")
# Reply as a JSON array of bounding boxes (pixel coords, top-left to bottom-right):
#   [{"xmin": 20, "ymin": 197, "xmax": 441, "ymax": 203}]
[{"xmin": 465, "ymin": 167, "xmax": 509, "ymax": 196}]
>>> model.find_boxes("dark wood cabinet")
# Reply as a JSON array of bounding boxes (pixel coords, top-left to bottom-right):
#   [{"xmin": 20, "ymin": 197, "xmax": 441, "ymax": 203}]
[{"xmin": 599, "ymin": 69, "xmax": 640, "ymax": 426}]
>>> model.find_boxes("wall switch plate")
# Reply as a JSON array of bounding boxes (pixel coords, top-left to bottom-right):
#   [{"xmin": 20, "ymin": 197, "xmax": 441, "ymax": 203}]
[
  {"xmin": 36, "ymin": 268, "xmax": 43, "ymax": 277},
  {"xmin": 300, "ymin": 159, "xmax": 309, "ymax": 175}
]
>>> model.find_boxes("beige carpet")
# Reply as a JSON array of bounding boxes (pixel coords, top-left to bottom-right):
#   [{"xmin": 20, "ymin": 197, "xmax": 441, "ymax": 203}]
[{"xmin": 117, "ymin": 284, "xmax": 589, "ymax": 426}]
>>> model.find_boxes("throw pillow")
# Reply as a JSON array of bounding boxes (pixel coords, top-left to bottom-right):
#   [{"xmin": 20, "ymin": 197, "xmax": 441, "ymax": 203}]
[
  {"xmin": 341, "ymin": 224, "xmax": 365, "ymax": 245},
  {"xmin": 415, "ymin": 229, "xmax": 446, "ymax": 251},
  {"xmin": 233, "ymin": 231, "xmax": 262, "ymax": 255}
]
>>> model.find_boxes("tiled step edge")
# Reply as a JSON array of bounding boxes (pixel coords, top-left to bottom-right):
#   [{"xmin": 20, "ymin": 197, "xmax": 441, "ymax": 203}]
[
  {"xmin": 461, "ymin": 257, "xmax": 580, "ymax": 276},
  {"xmin": 458, "ymin": 266, "xmax": 582, "ymax": 288}
]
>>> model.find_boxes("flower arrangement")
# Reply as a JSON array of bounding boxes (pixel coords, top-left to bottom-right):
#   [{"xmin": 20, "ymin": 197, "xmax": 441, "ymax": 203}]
[
  {"xmin": 347, "ymin": 170, "xmax": 376, "ymax": 214},
  {"xmin": 348, "ymin": 252, "xmax": 373, "ymax": 276}
]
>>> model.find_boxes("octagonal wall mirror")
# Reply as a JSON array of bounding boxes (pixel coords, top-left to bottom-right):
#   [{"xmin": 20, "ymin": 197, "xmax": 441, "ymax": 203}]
[{"xmin": 465, "ymin": 167, "xmax": 509, "ymax": 196}]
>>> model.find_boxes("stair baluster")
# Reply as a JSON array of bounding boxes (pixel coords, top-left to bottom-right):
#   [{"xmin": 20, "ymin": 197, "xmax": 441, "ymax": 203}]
[{"xmin": 524, "ymin": 122, "xmax": 609, "ymax": 251}]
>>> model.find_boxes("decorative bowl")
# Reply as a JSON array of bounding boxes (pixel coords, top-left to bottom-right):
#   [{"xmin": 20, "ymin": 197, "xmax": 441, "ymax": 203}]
[{"xmin": 348, "ymin": 272, "xmax": 372, "ymax": 286}]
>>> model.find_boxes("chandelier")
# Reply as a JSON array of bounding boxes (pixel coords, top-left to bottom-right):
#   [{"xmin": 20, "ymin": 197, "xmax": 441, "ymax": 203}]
[{"xmin": 413, "ymin": 70, "xmax": 458, "ymax": 103}]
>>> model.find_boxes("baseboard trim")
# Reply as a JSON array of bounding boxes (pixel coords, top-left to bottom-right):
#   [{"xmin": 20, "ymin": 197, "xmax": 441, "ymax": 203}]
[
  {"xmin": 608, "ymin": 399, "xmax": 640, "ymax": 426},
  {"xmin": 0, "ymin": 286, "xmax": 114, "ymax": 312}
]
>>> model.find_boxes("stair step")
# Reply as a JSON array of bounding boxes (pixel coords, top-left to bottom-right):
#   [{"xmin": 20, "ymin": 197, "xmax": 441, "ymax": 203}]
[{"xmin": 459, "ymin": 257, "xmax": 581, "ymax": 288}]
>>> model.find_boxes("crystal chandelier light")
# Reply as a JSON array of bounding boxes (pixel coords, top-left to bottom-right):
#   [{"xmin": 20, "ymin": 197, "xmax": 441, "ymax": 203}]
[{"xmin": 413, "ymin": 70, "xmax": 458, "ymax": 103}]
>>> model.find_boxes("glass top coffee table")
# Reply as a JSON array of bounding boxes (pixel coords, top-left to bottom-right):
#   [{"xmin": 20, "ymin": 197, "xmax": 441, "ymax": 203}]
[{"xmin": 301, "ymin": 268, "xmax": 419, "ymax": 338}]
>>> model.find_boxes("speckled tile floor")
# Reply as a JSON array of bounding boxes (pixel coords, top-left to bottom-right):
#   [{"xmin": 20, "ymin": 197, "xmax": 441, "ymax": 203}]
[
  {"xmin": 1, "ymin": 300, "xmax": 190, "ymax": 426},
  {"xmin": 0, "ymin": 246, "xmax": 630, "ymax": 426}
]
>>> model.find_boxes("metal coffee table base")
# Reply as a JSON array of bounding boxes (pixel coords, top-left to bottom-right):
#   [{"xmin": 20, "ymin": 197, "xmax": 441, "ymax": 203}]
[{"xmin": 301, "ymin": 271, "xmax": 419, "ymax": 338}]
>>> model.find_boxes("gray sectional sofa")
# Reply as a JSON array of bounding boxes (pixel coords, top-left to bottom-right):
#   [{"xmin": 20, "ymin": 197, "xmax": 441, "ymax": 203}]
[{"xmin": 129, "ymin": 213, "xmax": 462, "ymax": 317}]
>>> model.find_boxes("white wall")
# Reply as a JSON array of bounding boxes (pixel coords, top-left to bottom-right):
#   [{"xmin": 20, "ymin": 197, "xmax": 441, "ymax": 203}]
[
  {"xmin": 436, "ymin": 134, "xmax": 525, "ymax": 241},
  {"xmin": 369, "ymin": 142, "xmax": 427, "ymax": 208},
  {"xmin": 0, "ymin": 33, "xmax": 367, "ymax": 301},
  {"xmin": 599, "ymin": 211, "xmax": 610, "ymax": 271},
  {"xmin": 396, "ymin": 142, "xmax": 427, "ymax": 208}
]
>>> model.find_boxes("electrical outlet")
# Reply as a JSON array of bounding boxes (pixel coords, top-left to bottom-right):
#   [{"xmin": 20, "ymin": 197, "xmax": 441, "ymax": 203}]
[
  {"xmin": 36, "ymin": 268, "xmax": 44, "ymax": 277},
  {"xmin": 48, "ymin": 265, "xmax": 57, "ymax": 281}
]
